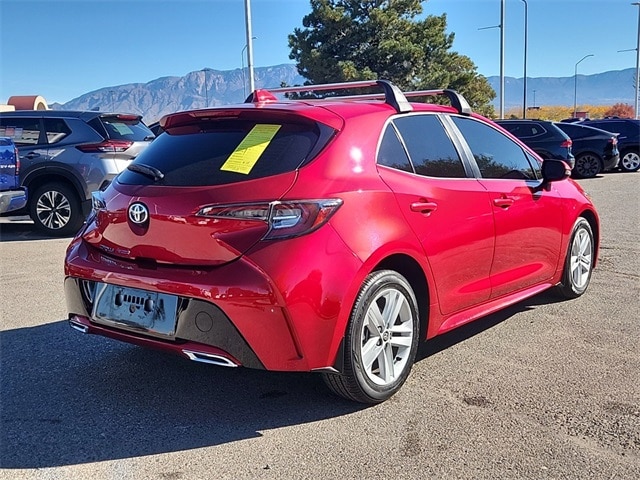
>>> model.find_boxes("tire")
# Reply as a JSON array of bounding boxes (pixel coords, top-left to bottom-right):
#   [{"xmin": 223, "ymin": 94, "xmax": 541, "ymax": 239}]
[
  {"xmin": 573, "ymin": 152, "xmax": 601, "ymax": 178},
  {"xmin": 619, "ymin": 150, "xmax": 640, "ymax": 172},
  {"xmin": 557, "ymin": 218, "xmax": 595, "ymax": 299},
  {"xmin": 322, "ymin": 270, "xmax": 419, "ymax": 404},
  {"xmin": 29, "ymin": 182, "xmax": 84, "ymax": 236}
]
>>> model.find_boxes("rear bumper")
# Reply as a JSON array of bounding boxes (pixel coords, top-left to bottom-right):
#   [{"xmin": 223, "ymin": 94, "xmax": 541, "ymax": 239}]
[
  {"xmin": 602, "ymin": 153, "xmax": 620, "ymax": 171},
  {"xmin": 0, "ymin": 188, "xmax": 27, "ymax": 214},
  {"xmin": 64, "ymin": 228, "xmax": 360, "ymax": 372}
]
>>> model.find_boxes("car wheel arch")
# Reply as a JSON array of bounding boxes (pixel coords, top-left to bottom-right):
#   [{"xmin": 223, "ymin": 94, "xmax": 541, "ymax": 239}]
[
  {"xmin": 22, "ymin": 166, "xmax": 86, "ymax": 202},
  {"xmin": 328, "ymin": 251, "xmax": 432, "ymax": 374}
]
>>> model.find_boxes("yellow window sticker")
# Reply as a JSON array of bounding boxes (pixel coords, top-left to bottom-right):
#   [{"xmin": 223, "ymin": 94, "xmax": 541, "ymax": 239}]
[{"xmin": 221, "ymin": 124, "xmax": 281, "ymax": 175}]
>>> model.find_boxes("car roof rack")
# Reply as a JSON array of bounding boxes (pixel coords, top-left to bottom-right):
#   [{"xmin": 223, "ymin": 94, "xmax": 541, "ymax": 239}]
[{"xmin": 244, "ymin": 80, "xmax": 472, "ymax": 116}]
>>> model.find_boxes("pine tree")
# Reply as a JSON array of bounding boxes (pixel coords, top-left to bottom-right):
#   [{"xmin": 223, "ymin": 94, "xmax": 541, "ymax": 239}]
[{"xmin": 288, "ymin": 0, "xmax": 496, "ymax": 116}]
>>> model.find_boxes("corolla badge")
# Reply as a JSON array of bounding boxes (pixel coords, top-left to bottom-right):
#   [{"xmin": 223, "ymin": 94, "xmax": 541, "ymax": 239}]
[{"xmin": 128, "ymin": 202, "xmax": 149, "ymax": 224}]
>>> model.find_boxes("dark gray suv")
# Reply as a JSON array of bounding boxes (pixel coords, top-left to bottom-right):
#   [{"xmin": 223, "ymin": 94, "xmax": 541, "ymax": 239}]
[{"xmin": 0, "ymin": 111, "xmax": 154, "ymax": 235}]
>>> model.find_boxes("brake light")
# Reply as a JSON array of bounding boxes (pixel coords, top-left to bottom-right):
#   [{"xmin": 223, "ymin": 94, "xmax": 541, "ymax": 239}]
[
  {"xmin": 560, "ymin": 139, "xmax": 572, "ymax": 148},
  {"xmin": 14, "ymin": 145, "xmax": 20, "ymax": 175},
  {"xmin": 197, "ymin": 199, "xmax": 343, "ymax": 239},
  {"xmin": 76, "ymin": 140, "xmax": 133, "ymax": 153}
]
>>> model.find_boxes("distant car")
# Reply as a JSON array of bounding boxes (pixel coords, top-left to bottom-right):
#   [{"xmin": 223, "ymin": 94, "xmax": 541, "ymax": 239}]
[
  {"xmin": 495, "ymin": 120, "xmax": 575, "ymax": 169},
  {"xmin": 580, "ymin": 119, "xmax": 640, "ymax": 172},
  {"xmin": 0, "ymin": 111, "xmax": 155, "ymax": 235},
  {"xmin": 65, "ymin": 80, "xmax": 599, "ymax": 404},
  {"xmin": 554, "ymin": 122, "xmax": 619, "ymax": 178},
  {"xmin": 0, "ymin": 137, "xmax": 27, "ymax": 214}
]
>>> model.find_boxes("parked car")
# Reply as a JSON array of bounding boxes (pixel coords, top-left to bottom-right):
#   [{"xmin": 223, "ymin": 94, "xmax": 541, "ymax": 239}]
[
  {"xmin": 580, "ymin": 118, "xmax": 640, "ymax": 172},
  {"xmin": 495, "ymin": 119, "xmax": 575, "ymax": 169},
  {"xmin": 64, "ymin": 81, "xmax": 599, "ymax": 404},
  {"xmin": 0, "ymin": 137, "xmax": 27, "ymax": 214},
  {"xmin": 554, "ymin": 122, "xmax": 619, "ymax": 178},
  {"xmin": 0, "ymin": 111, "xmax": 155, "ymax": 235}
]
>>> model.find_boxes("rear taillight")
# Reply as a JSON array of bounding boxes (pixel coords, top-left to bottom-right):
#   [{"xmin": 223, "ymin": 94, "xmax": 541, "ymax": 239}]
[
  {"xmin": 76, "ymin": 139, "xmax": 133, "ymax": 153},
  {"xmin": 560, "ymin": 139, "xmax": 572, "ymax": 148},
  {"xmin": 14, "ymin": 146, "xmax": 20, "ymax": 175},
  {"xmin": 197, "ymin": 199, "xmax": 343, "ymax": 239}
]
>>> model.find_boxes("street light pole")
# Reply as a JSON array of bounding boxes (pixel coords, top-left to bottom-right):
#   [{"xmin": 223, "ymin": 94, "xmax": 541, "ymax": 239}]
[
  {"xmin": 499, "ymin": 0, "xmax": 505, "ymax": 119},
  {"xmin": 201, "ymin": 68, "xmax": 209, "ymax": 107},
  {"xmin": 633, "ymin": 2, "xmax": 640, "ymax": 119},
  {"xmin": 573, "ymin": 54, "xmax": 594, "ymax": 118},
  {"xmin": 244, "ymin": 0, "xmax": 256, "ymax": 94},
  {"xmin": 521, "ymin": 0, "xmax": 528, "ymax": 119},
  {"xmin": 478, "ymin": 0, "xmax": 505, "ymax": 118}
]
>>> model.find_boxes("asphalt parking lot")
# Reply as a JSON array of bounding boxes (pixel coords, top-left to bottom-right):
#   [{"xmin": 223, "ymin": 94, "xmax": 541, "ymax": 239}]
[{"xmin": 1, "ymin": 172, "xmax": 638, "ymax": 480}]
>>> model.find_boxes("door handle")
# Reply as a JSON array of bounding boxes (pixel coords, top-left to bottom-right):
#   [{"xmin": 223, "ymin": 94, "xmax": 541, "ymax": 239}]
[
  {"xmin": 410, "ymin": 201, "xmax": 438, "ymax": 214},
  {"xmin": 493, "ymin": 198, "xmax": 515, "ymax": 208},
  {"xmin": 25, "ymin": 152, "xmax": 41, "ymax": 159}
]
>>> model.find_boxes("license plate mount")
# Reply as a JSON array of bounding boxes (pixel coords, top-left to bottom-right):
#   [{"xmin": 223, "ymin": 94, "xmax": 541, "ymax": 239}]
[{"xmin": 92, "ymin": 283, "xmax": 178, "ymax": 337}]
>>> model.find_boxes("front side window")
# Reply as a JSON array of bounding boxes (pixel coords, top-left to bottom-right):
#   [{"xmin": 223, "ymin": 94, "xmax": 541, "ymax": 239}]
[
  {"xmin": 452, "ymin": 117, "xmax": 537, "ymax": 180},
  {"xmin": 392, "ymin": 115, "xmax": 467, "ymax": 178},
  {"xmin": 0, "ymin": 117, "xmax": 42, "ymax": 145}
]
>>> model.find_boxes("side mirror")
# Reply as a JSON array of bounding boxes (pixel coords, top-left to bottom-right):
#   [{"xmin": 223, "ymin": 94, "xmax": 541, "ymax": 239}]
[{"xmin": 541, "ymin": 159, "xmax": 571, "ymax": 186}]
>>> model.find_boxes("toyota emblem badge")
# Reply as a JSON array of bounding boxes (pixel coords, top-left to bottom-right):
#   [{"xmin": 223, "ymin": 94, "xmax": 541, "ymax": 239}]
[{"xmin": 128, "ymin": 202, "xmax": 149, "ymax": 225}]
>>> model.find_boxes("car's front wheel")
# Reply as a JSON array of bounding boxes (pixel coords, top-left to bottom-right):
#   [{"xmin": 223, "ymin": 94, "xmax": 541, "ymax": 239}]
[
  {"xmin": 573, "ymin": 152, "xmax": 601, "ymax": 178},
  {"xmin": 29, "ymin": 182, "xmax": 84, "ymax": 236},
  {"xmin": 557, "ymin": 217, "xmax": 595, "ymax": 298},
  {"xmin": 322, "ymin": 270, "xmax": 419, "ymax": 404},
  {"xmin": 619, "ymin": 149, "xmax": 640, "ymax": 172}
]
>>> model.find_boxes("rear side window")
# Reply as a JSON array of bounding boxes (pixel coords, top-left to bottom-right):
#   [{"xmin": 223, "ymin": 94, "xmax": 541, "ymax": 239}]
[
  {"xmin": 392, "ymin": 115, "xmax": 467, "ymax": 178},
  {"xmin": 118, "ymin": 119, "xmax": 332, "ymax": 186},
  {"xmin": 43, "ymin": 118, "xmax": 72, "ymax": 144},
  {"xmin": 0, "ymin": 117, "xmax": 43, "ymax": 145},
  {"xmin": 89, "ymin": 116, "xmax": 153, "ymax": 141},
  {"xmin": 500, "ymin": 122, "xmax": 546, "ymax": 138},
  {"xmin": 377, "ymin": 125, "xmax": 413, "ymax": 173}
]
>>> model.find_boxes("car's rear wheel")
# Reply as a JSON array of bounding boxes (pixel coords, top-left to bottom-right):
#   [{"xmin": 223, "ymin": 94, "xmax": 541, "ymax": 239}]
[
  {"xmin": 619, "ymin": 149, "xmax": 640, "ymax": 172},
  {"xmin": 322, "ymin": 270, "xmax": 419, "ymax": 404},
  {"xmin": 573, "ymin": 152, "xmax": 601, "ymax": 178},
  {"xmin": 30, "ymin": 182, "xmax": 84, "ymax": 236},
  {"xmin": 557, "ymin": 218, "xmax": 594, "ymax": 298}
]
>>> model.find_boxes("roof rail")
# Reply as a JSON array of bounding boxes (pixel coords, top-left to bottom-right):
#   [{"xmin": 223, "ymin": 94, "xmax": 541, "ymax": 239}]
[{"xmin": 244, "ymin": 80, "xmax": 472, "ymax": 115}]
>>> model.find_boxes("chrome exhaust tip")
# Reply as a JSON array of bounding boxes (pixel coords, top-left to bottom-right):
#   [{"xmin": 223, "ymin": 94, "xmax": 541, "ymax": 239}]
[
  {"xmin": 182, "ymin": 350, "xmax": 239, "ymax": 368},
  {"xmin": 69, "ymin": 318, "xmax": 89, "ymax": 334}
]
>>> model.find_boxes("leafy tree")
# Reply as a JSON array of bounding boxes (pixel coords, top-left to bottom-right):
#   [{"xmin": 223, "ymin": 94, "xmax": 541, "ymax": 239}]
[
  {"xmin": 604, "ymin": 103, "xmax": 634, "ymax": 118},
  {"xmin": 288, "ymin": 0, "xmax": 496, "ymax": 116}
]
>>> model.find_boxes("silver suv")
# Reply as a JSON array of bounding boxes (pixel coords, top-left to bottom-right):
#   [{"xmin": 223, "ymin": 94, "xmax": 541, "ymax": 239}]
[{"xmin": 0, "ymin": 111, "xmax": 154, "ymax": 235}]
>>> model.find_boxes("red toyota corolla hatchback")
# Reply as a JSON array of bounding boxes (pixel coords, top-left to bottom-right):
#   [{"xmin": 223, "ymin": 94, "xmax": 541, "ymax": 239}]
[{"xmin": 64, "ymin": 81, "xmax": 599, "ymax": 403}]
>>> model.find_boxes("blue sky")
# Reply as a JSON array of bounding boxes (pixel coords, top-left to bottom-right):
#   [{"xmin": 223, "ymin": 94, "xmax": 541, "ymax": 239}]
[{"xmin": 1, "ymin": 0, "xmax": 639, "ymax": 104}]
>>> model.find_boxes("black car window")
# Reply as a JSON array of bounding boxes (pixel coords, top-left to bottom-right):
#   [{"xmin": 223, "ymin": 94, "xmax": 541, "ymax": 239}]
[
  {"xmin": 392, "ymin": 115, "xmax": 466, "ymax": 178},
  {"xmin": 98, "ymin": 116, "xmax": 154, "ymax": 141},
  {"xmin": 0, "ymin": 117, "xmax": 43, "ymax": 146},
  {"xmin": 118, "ymin": 119, "xmax": 330, "ymax": 186},
  {"xmin": 43, "ymin": 118, "xmax": 72, "ymax": 144},
  {"xmin": 500, "ymin": 122, "xmax": 547, "ymax": 138},
  {"xmin": 452, "ymin": 116, "xmax": 537, "ymax": 180},
  {"xmin": 377, "ymin": 125, "xmax": 413, "ymax": 173}
]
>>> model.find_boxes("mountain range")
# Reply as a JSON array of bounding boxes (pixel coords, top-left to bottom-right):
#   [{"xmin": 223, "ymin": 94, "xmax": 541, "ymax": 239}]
[{"xmin": 56, "ymin": 65, "xmax": 638, "ymax": 123}]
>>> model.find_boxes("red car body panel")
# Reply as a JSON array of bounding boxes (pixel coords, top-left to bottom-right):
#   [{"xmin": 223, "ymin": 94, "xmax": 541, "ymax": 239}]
[{"xmin": 64, "ymin": 93, "xmax": 600, "ymax": 376}]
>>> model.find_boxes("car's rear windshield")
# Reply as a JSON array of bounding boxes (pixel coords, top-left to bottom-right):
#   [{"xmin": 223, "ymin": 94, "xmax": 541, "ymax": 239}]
[
  {"xmin": 91, "ymin": 115, "xmax": 154, "ymax": 142},
  {"xmin": 117, "ymin": 118, "xmax": 334, "ymax": 186}
]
